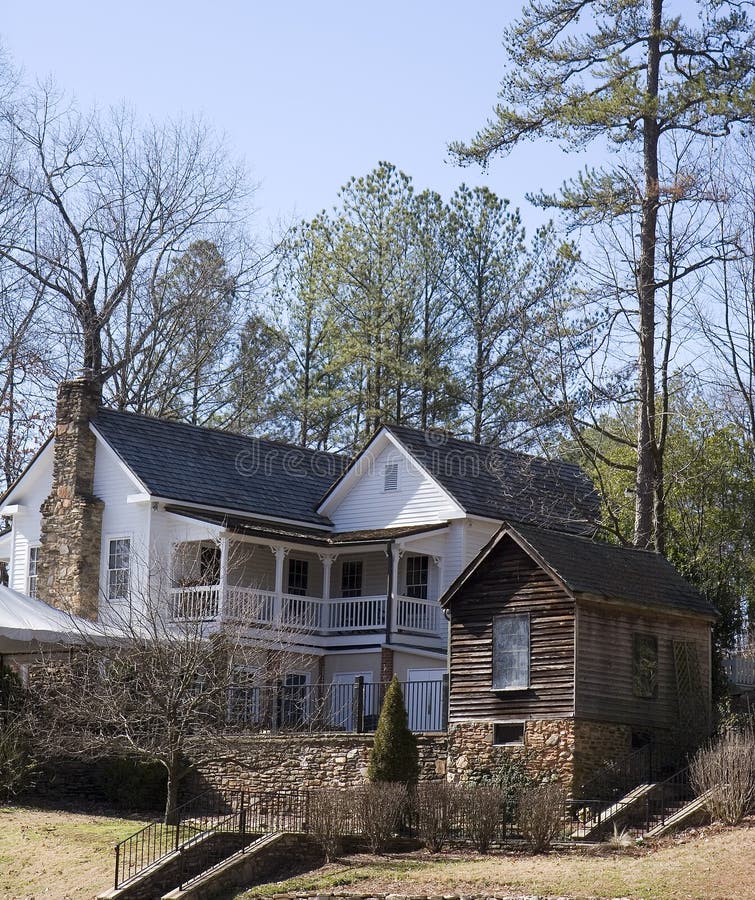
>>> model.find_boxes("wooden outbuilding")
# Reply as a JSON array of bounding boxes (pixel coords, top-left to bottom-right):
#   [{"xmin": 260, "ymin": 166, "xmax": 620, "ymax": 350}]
[{"xmin": 440, "ymin": 523, "xmax": 718, "ymax": 791}]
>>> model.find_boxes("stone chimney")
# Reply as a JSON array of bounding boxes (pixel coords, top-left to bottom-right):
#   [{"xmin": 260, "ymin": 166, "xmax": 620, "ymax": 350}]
[{"xmin": 37, "ymin": 379, "xmax": 104, "ymax": 619}]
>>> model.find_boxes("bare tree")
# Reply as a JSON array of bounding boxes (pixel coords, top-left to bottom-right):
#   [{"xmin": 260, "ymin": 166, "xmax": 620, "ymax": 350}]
[{"xmin": 0, "ymin": 85, "xmax": 249, "ymax": 401}]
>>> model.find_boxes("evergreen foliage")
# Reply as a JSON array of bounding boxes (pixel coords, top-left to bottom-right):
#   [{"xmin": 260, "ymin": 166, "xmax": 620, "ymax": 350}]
[{"xmin": 367, "ymin": 675, "xmax": 419, "ymax": 783}]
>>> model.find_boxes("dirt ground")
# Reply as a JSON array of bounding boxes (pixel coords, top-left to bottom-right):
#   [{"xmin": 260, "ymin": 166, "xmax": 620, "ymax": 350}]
[
  {"xmin": 237, "ymin": 820, "xmax": 755, "ymax": 900},
  {"xmin": 0, "ymin": 806, "xmax": 145, "ymax": 900}
]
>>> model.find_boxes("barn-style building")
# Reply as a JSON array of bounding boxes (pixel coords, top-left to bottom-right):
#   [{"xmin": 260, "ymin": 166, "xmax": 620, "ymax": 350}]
[{"xmin": 441, "ymin": 523, "xmax": 717, "ymax": 791}]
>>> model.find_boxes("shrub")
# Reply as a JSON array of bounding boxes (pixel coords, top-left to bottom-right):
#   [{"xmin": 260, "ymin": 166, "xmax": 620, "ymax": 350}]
[
  {"xmin": 690, "ymin": 729, "xmax": 755, "ymax": 826},
  {"xmin": 460, "ymin": 783, "xmax": 505, "ymax": 853},
  {"xmin": 415, "ymin": 781, "xmax": 460, "ymax": 852},
  {"xmin": 516, "ymin": 781, "xmax": 567, "ymax": 853},
  {"xmin": 308, "ymin": 788, "xmax": 349, "ymax": 861},
  {"xmin": 357, "ymin": 781, "xmax": 407, "ymax": 853},
  {"xmin": 0, "ymin": 714, "xmax": 36, "ymax": 802},
  {"xmin": 367, "ymin": 676, "xmax": 419, "ymax": 784}
]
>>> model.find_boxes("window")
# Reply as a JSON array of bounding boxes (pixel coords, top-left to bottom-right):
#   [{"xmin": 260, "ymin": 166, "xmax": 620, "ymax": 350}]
[
  {"xmin": 27, "ymin": 546, "xmax": 39, "ymax": 599},
  {"xmin": 384, "ymin": 462, "xmax": 399, "ymax": 492},
  {"xmin": 107, "ymin": 538, "xmax": 131, "ymax": 601},
  {"xmin": 493, "ymin": 722, "xmax": 525, "ymax": 745},
  {"xmin": 199, "ymin": 545, "xmax": 221, "ymax": 584},
  {"xmin": 341, "ymin": 560, "xmax": 363, "ymax": 598},
  {"xmin": 287, "ymin": 558, "xmax": 309, "ymax": 596},
  {"xmin": 492, "ymin": 613, "xmax": 530, "ymax": 690},
  {"xmin": 405, "ymin": 555, "xmax": 429, "ymax": 600},
  {"xmin": 633, "ymin": 633, "xmax": 658, "ymax": 699}
]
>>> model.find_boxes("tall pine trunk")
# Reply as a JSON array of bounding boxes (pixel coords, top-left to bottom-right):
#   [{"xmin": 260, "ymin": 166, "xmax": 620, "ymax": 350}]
[{"xmin": 634, "ymin": 0, "xmax": 662, "ymax": 550}]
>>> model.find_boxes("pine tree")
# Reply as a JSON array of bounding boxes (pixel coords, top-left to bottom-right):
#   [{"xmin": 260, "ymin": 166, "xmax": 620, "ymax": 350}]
[{"xmin": 367, "ymin": 675, "xmax": 419, "ymax": 783}]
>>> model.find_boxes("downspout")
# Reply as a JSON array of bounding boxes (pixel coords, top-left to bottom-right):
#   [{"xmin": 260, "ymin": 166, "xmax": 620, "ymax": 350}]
[{"xmin": 385, "ymin": 540, "xmax": 394, "ymax": 646}]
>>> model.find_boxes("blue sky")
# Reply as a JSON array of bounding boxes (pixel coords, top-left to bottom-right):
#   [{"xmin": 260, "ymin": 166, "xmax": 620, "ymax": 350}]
[{"xmin": 1, "ymin": 1, "xmax": 594, "ymax": 237}]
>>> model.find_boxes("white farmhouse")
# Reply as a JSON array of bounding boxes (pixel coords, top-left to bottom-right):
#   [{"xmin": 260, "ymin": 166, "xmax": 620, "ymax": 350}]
[{"xmin": 1, "ymin": 379, "xmax": 596, "ymax": 730}]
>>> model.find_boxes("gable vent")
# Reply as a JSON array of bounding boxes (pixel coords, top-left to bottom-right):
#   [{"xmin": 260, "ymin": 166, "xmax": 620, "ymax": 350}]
[{"xmin": 384, "ymin": 462, "xmax": 399, "ymax": 492}]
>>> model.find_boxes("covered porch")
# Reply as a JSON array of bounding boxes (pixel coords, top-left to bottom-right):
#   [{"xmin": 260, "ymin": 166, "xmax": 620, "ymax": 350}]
[{"xmin": 168, "ymin": 534, "xmax": 447, "ymax": 642}]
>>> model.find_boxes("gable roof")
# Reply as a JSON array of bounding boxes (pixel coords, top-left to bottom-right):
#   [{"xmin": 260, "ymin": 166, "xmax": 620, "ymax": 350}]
[
  {"xmin": 382, "ymin": 425, "xmax": 598, "ymax": 534},
  {"xmin": 91, "ymin": 409, "xmax": 347, "ymax": 526},
  {"xmin": 442, "ymin": 522, "xmax": 717, "ymax": 619}
]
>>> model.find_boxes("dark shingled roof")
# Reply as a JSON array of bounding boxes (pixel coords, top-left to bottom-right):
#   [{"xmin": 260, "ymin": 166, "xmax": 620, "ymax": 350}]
[
  {"xmin": 92, "ymin": 409, "xmax": 346, "ymax": 526},
  {"xmin": 384, "ymin": 424, "xmax": 598, "ymax": 535},
  {"xmin": 165, "ymin": 505, "xmax": 448, "ymax": 546},
  {"xmin": 444, "ymin": 522, "xmax": 717, "ymax": 618}
]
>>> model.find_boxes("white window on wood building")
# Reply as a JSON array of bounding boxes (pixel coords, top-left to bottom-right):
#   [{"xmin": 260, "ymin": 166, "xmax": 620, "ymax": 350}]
[
  {"xmin": 27, "ymin": 546, "xmax": 39, "ymax": 598},
  {"xmin": 107, "ymin": 538, "xmax": 131, "ymax": 601},
  {"xmin": 492, "ymin": 613, "xmax": 530, "ymax": 690},
  {"xmin": 383, "ymin": 462, "xmax": 399, "ymax": 492},
  {"xmin": 405, "ymin": 555, "xmax": 429, "ymax": 600}
]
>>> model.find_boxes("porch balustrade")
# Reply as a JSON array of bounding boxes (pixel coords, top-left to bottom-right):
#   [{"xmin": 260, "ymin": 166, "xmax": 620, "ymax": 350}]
[{"xmin": 169, "ymin": 584, "xmax": 445, "ymax": 639}]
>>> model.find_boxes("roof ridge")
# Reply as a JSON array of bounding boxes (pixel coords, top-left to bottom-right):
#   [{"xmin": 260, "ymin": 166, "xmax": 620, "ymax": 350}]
[
  {"xmin": 94, "ymin": 407, "xmax": 346, "ymax": 460},
  {"xmin": 384, "ymin": 422, "xmax": 582, "ymax": 470}
]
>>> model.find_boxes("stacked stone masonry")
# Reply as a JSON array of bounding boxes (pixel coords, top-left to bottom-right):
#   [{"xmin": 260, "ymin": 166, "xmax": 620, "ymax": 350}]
[{"xmin": 37, "ymin": 378, "xmax": 103, "ymax": 619}]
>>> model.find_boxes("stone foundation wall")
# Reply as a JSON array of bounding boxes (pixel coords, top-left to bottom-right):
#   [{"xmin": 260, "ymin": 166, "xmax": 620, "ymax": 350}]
[
  {"xmin": 573, "ymin": 720, "xmax": 632, "ymax": 792},
  {"xmin": 446, "ymin": 719, "xmax": 576, "ymax": 788},
  {"xmin": 188, "ymin": 733, "xmax": 447, "ymax": 797}
]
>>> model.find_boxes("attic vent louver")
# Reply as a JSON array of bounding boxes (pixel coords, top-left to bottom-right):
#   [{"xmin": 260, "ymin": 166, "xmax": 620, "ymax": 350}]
[{"xmin": 384, "ymin": 462, "xmax": 399, "ymax": 492}]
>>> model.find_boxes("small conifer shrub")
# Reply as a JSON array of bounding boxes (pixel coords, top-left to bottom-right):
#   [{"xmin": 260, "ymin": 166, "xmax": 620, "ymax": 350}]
[{"xmin": 367, "ymin": 675, "xmax": 419, "ymax": 783}]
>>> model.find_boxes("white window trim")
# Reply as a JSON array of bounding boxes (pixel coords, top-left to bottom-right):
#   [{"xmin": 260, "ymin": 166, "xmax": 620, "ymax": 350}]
[
  {"xmin": 27, "ymin": 544, "xmax": 41, "ymax": 599},
  {"xmin": 102, "ymin": 533, "xmax": 133, "ymax": 604}
]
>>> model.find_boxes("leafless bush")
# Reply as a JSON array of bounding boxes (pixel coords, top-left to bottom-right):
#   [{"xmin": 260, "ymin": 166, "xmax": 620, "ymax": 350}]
[
  {"xmin": 516, "ymin": 781, "xmax": 567, "ymax": 853},
  {"xmin": 0, "ymin": 714, "xmax": 36, "ymax": 802},
  {"xmin": 357, "ymin": 782, "xmax": 407, "ymax": 853},
  {"xmin": 690, "ymin": 729, "xmax": 755, "ymax": 826},
  {"xmin": 415, "ymin": 782, "xmax": 460, "ymax": 853},
  {"xmin": 308, "ymin": 788, "xmax": 349, "ymax": 861},
  {"xmin": 460, "ymin": 784, "xmax": 505, "ymax": 853}
]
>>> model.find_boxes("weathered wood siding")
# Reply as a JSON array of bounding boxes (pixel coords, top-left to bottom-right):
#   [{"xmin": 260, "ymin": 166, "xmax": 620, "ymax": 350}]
[
  {"xmin": 575, "ymin": 600, "xmax": 712, "ymax": 730},
  {"xmin": 448, "ymin": 538, "xmax": 575, "ymax": 721}
]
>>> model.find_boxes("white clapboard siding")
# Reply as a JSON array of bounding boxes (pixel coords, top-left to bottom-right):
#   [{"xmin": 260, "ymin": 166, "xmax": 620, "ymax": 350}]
[
  {"xmin": 329, "ymin": 441, "xmax": 460, "ymax": 531},
  {"xmin": 8, "ymin": 442, "xmax": 53, "ymax": 593}
]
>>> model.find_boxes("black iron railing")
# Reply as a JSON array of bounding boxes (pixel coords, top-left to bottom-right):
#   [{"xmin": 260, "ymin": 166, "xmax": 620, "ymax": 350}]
[
  {"xmin": 114, "ymin": 770, "xmax": 700, "ymax": 889},
  {"xmin": 575, "ymin": 740, "xmax": 685, "ymax": 803},
  {"xmin": 225, "ymin": 677, "xmax": 448, "ymax": 734}
]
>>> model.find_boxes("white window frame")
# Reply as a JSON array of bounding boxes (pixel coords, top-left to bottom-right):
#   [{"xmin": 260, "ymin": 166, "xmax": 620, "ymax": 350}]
[
  {"xmin": 27, "ymin": 544, "xmax": 40, "ymax": 599},
  {"xmin": 105, "ymin": 535, "xmax": 132, "ymax": 603},
  {"xmin": 227, "ymin": 665, "xmax": 262, "ymax": 726},
  {"xmin": 492, "ymin": 612, "xmax": 531, "ymax": 691}
]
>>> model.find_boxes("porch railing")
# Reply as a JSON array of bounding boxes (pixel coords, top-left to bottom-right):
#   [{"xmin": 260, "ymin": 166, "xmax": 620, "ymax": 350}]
[
  {"xmin": 225, "ymin": 677, "xmax": 448, "ymax": 734},
  {"xmin": 170, "ymin": 586, "xmax": 445, "ymax": 638},
  {"xmin": 327, "ymin": 594, "xmax": 386, "ymax": 631}
]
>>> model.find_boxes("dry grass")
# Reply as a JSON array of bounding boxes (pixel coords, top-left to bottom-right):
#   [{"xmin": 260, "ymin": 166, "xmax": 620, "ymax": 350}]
[
  {"xmin": 236, "ymin": 820, "xmax": 755, "ymax": 900},
  {"xmin": 0, "ymin": 805, "xmax": 146, "ymax": 900}
]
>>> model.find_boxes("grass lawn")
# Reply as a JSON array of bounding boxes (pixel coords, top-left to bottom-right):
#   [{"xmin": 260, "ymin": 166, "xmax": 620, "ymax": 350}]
[
  {"xmin": 0, "ymin": 805, "xmax": 146, "ymax": 900},
  {"xmin": 235, "ymin": 820, "xmax": 755, "ymax": 900}
]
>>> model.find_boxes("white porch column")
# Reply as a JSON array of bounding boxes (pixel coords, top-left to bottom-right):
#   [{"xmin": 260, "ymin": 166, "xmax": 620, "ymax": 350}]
[
  {"xmin": 319, "ymin": 553, "xmax": 335, "ymax": 631},
  {"xmin": 271, "ymin": 545, "xmax": 288, "ymax": 623},
  {"xmin": 391, "ymin": 545, "xmax": 404, "ymax": 633},
  {"xmin": 218, "ymin": 536, "xmax": 229, "ymax": 619}
]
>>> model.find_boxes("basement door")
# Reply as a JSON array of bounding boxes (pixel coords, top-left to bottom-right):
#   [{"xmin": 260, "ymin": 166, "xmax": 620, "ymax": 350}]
[
  {"xmin": 406, "ymin": 668, "xmax": 445, "ymax": 732},
  {"xmin": 331, "ymin": 671, "xmax": 372, "ymax": 732}
]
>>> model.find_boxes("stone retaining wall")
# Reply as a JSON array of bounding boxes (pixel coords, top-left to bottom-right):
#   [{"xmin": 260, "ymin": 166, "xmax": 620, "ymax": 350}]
[{"xmin": 188, "ymin": 733, "xmax": 447, "ymax": 798}]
